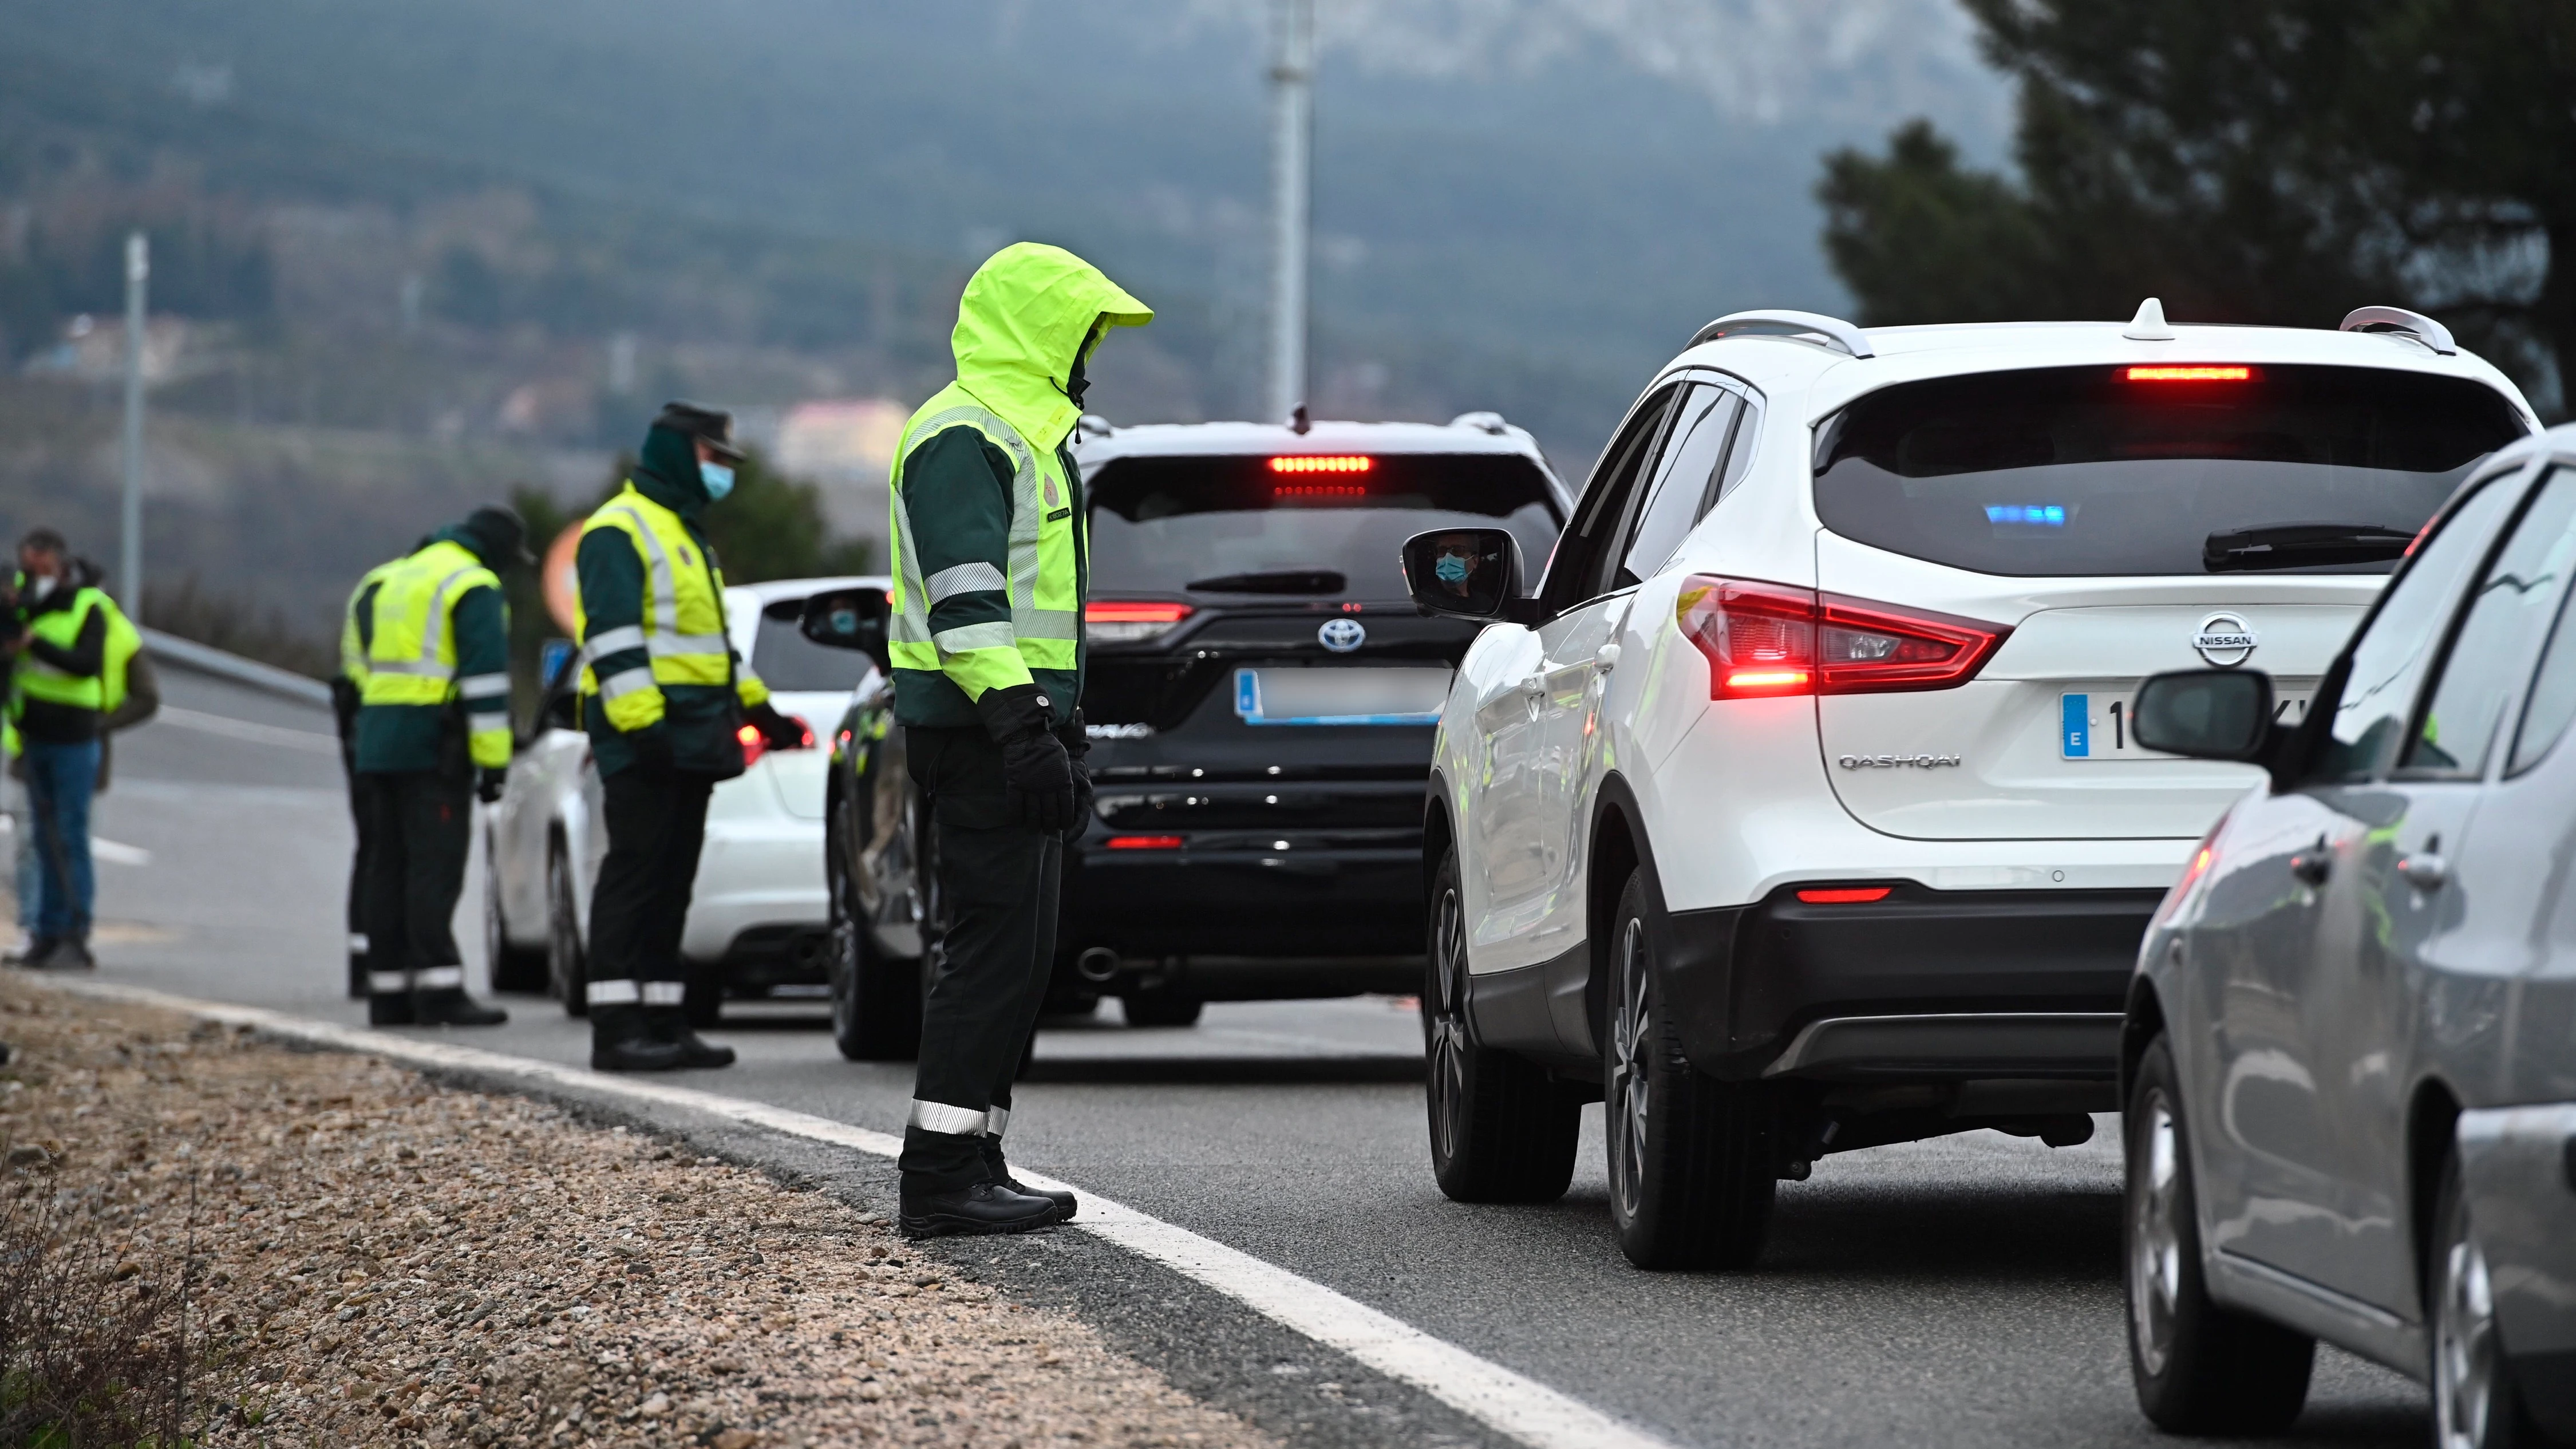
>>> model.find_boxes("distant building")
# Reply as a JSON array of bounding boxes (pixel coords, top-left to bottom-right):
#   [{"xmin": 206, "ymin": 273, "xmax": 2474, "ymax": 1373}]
[{"xmin": 777, "ymin": 398, "xmax": 907, "ymax": 539}]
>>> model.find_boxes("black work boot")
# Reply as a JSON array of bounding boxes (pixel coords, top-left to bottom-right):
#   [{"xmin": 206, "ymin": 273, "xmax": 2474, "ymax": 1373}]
[
  {"xmin": 898, "ymin": 1180, "xmax": 1061, "ymax": 1239},
  {"xmin": 413, "ymin": 989, "xmax": 508, "ymax": 1026},
  {"xmin": 978, "ymin": 1129, "xmax": 1074, "ymax": 1222},
  {"xmin": 4, "ymin": 935, "xmax": 52, "ymax": 967},
  {"xmin": 647, "ymin": 1008, "xmax": 736, "ymax": 1069},
  {"xmin": 590, "ymin": 1004, "xmax": 687, "ymax": 1072},
  {"xmin": 28, "ymin": 937, "xmax": 95, "ymax": 971},
  {"xmin": 367, "ymin": 966, "xmax": 416, "ymax": 1026}
]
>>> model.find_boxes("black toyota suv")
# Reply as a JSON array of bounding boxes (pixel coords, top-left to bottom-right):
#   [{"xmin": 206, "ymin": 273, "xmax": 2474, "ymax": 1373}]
[{"xmin": 804, "ymin": 414, "xmax": 1569, "ymax": 1056}]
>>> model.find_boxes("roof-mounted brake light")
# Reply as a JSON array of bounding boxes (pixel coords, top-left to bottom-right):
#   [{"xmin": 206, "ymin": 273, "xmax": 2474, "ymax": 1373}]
[
  {"xmin": 2124, "ymin": 365, "xmax": 2256, "ymax": 382},
  {"xmin": 1269, "ymin": 456, "xmax": 1373, "ymax": 474}
]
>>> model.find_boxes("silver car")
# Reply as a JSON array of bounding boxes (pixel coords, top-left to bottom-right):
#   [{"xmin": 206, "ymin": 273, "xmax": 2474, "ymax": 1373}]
[{"xmin": 2121, "ymin": 423, "xmax": 2576, "ymax": 1446}]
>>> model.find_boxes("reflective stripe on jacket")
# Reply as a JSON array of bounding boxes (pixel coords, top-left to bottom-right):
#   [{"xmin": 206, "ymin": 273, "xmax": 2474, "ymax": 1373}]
[
  {"xmin": 358, "ymin": 539, "xmax": 511, "ymax": 769},
  {"xmin": 339, "ymin": 558, "xmax": 402, "ymax": 687}
]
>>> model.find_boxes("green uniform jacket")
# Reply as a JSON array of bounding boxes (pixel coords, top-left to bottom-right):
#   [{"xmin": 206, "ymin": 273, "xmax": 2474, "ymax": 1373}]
[
  {"xmin": 891, "ymin": 243, "xmax": 1151, "ymax": 731},
  {"xmin": 576, "ymin": 436, "xmax": 752, "ymax": 780},
  {"xmin": 353, "ymin": 527, "xmax": 511, "ymax": 775}
]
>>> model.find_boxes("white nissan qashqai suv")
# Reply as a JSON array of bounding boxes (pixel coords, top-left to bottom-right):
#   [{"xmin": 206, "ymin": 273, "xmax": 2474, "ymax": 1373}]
[{"xmin": 1401, "ymin": 303, "xmax": 2538, "ymax": 1270}]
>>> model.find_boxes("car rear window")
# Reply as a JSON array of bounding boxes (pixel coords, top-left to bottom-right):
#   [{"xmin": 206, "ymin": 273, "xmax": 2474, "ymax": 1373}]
[
  {"xmin": 752, "ymin": 599, "xmax": 872, "ymax": 692},
  {"xmin": 1813, "ymin": 364, "xmax": 2527, "ymax": 577},
  {"xmin": 1085, "ymin": 453, "xmax": 1562, "ymax": 599}
]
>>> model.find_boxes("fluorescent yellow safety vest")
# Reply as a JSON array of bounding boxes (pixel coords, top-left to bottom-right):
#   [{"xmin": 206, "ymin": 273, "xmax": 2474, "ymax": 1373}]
[
  {"xmin": 360, "ymin": 539, "xmax": 511, "ymax": 767},
  {"xmin": 341, "ymin": 557, "xmax": 402, "ymax": 688},
  {"xmin": 13, "ymin": 586, "xmax": 140, "ymax": 716},
  {"xmin": 887, "ymin": 385, "xmax": 1083, "ymax": 694},
  {"xmin": 573, "ymin": 482, "xmax": 767, "ymax": 733}
]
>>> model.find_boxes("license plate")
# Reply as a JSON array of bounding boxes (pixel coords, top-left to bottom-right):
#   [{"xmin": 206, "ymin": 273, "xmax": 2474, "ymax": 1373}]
[
  {"xmin": 1234, "ymin": 666, "xmax": 1451, "ymax": 726},
  {"xmin": 2060, "ymin": 684, "xmax": 2313, "ymax": 759}
]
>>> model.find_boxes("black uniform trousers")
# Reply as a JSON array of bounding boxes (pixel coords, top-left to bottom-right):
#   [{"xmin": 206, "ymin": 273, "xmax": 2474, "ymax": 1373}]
[
  {"xmin": 331, "ymin": 678, "xmax": 379, "ymax": 998},
  {"xmin": 584, "ymin": 770, "xmax": 716, "ymax": 1012},
  {"xmin": 898, "ymin": 725, "xmax": 1062, "ymax": 1191},
  {"xmin": 362, "ymin": 767, "xmax": 473, "ymax": 998}
]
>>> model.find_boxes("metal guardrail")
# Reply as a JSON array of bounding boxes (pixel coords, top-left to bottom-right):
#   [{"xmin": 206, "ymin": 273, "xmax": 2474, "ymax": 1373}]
[{"xmin": 140, "ymin": 626, "xmax": 333, "ymax": 707}]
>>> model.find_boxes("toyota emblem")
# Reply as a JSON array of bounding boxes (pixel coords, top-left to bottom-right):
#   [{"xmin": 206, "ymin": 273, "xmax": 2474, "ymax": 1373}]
[
  {"xmin": 1318, "ymin": 618, "xmax": 1366, "ymax": 653},
  {"xmin": 2194, "ymin": 612, "xmax": 2258, "ymax": 667}
]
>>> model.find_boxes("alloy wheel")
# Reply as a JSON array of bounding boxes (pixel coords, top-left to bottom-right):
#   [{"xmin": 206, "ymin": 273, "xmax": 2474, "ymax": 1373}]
[
  {"xmin": 547, "ymin": 847, "xmax": 584, "ymax": 1013},
  {"xmin": 1424, "ymin": 885, "xmax": 1471, "ymax": 1165},
  {"xmin": 2129, "ymin": 1091, "xmax": 2184, "ymax": 1378},
  {"xmin": 2435, "ymin": 1217, "xmax": 2502, "ymax": 1449},
  {"xmin": 1607, "ymin": 915, "xmax": 1652, "ymax": 1222},
  {"xmin": 828, "ymin": 876, "xmax": 862, "ymax": 1044}
]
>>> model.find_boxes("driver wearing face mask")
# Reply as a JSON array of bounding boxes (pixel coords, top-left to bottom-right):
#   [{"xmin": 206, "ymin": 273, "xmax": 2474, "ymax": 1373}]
[{"xmin": 570, "ymin": 401, "xmax": 802, "ymax": 1071}]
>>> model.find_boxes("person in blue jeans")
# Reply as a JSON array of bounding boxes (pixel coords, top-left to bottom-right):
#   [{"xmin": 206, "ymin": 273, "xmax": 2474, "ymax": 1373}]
[{"xmin": 6, "ymin": 530, "xmax": 126, "ymax": 971}]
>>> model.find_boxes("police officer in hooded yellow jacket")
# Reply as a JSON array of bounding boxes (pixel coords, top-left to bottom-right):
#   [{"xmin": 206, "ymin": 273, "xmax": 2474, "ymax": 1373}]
[
  {"xmin": 353, "ymin": 506, "xmax": 528, "ymax": 1027},
  {"xmin": 889, "ymin": 244, "xmax": 1150, "ymax": 1238},
  {"xmin": 575, "ymin": 402, "xmax": 803, "ymax": 1072}
]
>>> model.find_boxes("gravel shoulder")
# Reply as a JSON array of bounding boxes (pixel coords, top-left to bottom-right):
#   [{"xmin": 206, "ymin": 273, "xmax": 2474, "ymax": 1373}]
[{"xmin": 0, "ymin": 976, "xmax": 1281, "ymax": 1449}]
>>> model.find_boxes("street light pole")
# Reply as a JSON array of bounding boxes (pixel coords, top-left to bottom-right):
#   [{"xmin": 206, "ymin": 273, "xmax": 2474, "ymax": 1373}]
[
  {"xmin": 120, "ymin": 230, "xmax": 148, "ymax": 614},
  {"xmin": 1265, "ymin": 0, "xmax": 1313, "ymax": 426}
]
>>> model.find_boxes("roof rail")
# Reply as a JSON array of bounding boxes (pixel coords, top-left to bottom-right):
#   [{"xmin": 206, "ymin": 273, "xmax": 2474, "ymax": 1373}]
[
  {"xmin": 2340, "ymin": 306, "xmax": 2456, "ymax": 356},
  {"xmin": 1689, "ymin": 310, "xmax": 1875, "ymax": 360}
]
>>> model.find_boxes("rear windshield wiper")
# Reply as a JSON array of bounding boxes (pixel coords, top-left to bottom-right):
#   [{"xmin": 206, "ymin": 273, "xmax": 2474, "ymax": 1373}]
[
  {"xmin": 1184, "ymin": 569, "xmax": 1348, "ymax": 595},
  {"xmin": 2203, "ymin": 524, "xmax": 2417, "ymax": 573}
]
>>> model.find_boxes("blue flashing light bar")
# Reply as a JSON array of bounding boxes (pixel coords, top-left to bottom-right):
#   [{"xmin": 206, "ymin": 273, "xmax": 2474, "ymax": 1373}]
[{"xmin": 1986, "ymin": 504, "xmax": 2067, "ymax": 526}]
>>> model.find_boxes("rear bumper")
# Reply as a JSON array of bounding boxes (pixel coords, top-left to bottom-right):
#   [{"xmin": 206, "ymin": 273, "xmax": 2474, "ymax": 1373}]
[
  {"xmin": 2458, "ymin": 1102, "xmax": 2576, "ymax": 1438},
  {"xmin": 680, "ymin": 816, "xmax": 827, "ymax": 965},
  {"xmin": 1061, "ymin": 827, "xmax": 1423, "ymax": 986},
  {"xmin": 1661, "ymin": 883, "xmax": 2162, "ymax": 1081}
]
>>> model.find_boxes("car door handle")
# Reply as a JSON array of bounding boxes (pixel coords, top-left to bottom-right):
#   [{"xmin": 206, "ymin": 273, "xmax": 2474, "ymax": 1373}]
[
  {"xmin": 2289, "ymin": 844, "xmax": 2332, "ymax": 886},
  {"xmin": 2399, "ymin": 852, "xmax": 2448, "ymax": 890}
]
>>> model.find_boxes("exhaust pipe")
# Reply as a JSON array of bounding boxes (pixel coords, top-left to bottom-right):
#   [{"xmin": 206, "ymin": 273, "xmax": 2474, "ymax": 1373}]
[{"xmin": 1074, "ymin": 947, "xmax": 1121, "ymax": 984}]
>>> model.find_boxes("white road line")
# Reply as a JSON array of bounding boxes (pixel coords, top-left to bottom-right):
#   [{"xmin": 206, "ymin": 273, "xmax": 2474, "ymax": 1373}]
[
  {"xmin": 92, "ymin": 838, "xmax": 152, "ymax": 866},
  {"xmin": 44, "ymin": 979, "xmax": 1674, "ymax": 1449},
  {"xmin": 151, "ymin": 705, "xmax": 342, "ymax": 755}
]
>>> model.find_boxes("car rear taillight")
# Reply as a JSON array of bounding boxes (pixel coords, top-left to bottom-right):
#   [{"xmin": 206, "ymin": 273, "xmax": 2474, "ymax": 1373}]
[
  {"xmin": 1676, "ymin": 577, "xmax": 2009, "ymax": 699},
  {"xmin": 1087, "ymin": 600, "xmax": 1194, "ymax": 645},
  {"xmin": 737, "ymin": 714, "xmax": 813, "ymax": 769},
  {"xmin": 1103, "ymin": 835, "xmax": 1184, "ymax": 850},
  {"xmin": 1796, "ymin": 886, "xmax": 1893, "ymax": 904}
]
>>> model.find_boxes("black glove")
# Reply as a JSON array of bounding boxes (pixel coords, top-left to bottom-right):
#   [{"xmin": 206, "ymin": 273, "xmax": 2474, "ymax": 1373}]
[
  {"xmin": 476, "ymin": 767, "xmax": 507, "ymax": 804},
  {"xmin": 747, "ymin": 700, "xmax": 805, "ymax": 750},
  {"xmin": 975, "ymin": 683, "xmax": 1074, "ymax": 833},
  {"xmin": 626, "ymin": 723, "xmax": 676, "ymax": 778},
  {"xmin": 1057, "ymin": 712, "xmax": 1095, "ymax": 831}
]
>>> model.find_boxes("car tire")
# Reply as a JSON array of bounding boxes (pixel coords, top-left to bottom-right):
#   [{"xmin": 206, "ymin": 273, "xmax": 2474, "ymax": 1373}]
[
  {"xmin": 1422, "ymin": 844, "xmax": 1579, "ymax": 1205},
  {"xmin": 828, "ymin": 844, "xmax": 923, "ymax": 1061},
  {"xmin": 2125, "ymin": 1033, "xmax": 2314, "ymax": 1433},
  {"xmin": 1603, "ymin": 868, "xmax": 1777, "ymax": 1270},
  {"xmin": 1120, "ymin": 990, "xmax": 1204, "ymax": 1028},
  {"xmin": 546, "ymin": 840, "xmax": 589, "ymax": 1018},
  {"xmin": 2432, "ymin": 1143, "xmax": 2544, "ymax": 1449},
  {"xmin": 483, "ymin": 835, "xmax": 549, "ymax": 995}
]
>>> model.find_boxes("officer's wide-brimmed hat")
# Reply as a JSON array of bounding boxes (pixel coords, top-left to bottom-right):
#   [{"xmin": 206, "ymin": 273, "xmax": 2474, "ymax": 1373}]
[{"xmin": 651, "ymin": 400, "xmax": 746, "ymax": 464}]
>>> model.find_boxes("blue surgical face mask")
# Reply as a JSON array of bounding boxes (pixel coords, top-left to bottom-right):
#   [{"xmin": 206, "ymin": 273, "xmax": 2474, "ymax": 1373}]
[
  {"xmin": 699, "ymin": 460, "xmax": 736, "ymax": 501},
  {"xmin": 1435, "ymin": 554, "xmax": 1471, "ymax": 584}
]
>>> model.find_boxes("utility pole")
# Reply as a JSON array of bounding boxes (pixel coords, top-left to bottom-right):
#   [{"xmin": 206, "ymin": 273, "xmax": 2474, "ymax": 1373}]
[
  {"xmin": 119, "ymin": 230, "xmax": 148, "ymax": 615},
  {"xmin": 1264, "ymin": 0, "xmax": 1313, "ymax": 426}
]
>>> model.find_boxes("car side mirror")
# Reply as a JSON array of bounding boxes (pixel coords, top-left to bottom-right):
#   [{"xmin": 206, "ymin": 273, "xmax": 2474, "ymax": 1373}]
[
  {"xmin": 800, "ymin": 587, "xmax": 891, "ymax": 670},
  {"xmin": 2131, "ymin": 669, "xmax": 2274, "ymax": 761},
  {"xmin": 1402, "ymin": 528, "xmax": 1544, "ymax": 623}
]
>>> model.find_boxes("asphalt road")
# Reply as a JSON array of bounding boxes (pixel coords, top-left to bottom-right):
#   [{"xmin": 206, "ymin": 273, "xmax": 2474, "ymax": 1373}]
[{"xmin": 60, "ymin": 661, "xmax": 2431, "ymax": 1448}]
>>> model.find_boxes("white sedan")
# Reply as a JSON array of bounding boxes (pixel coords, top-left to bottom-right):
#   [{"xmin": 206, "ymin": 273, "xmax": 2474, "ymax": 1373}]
[{"xmin": 483, "ymin": 575, "xmax": 884, "ymax": 1022}]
